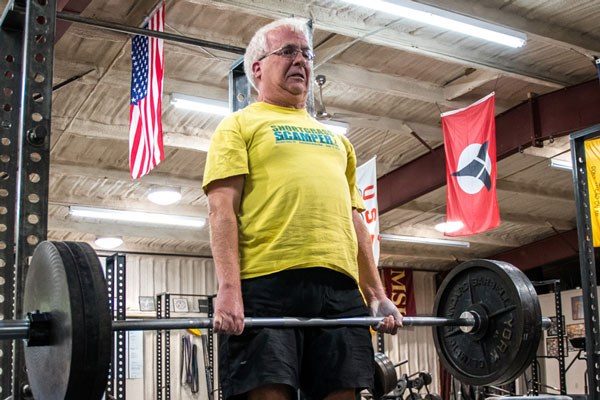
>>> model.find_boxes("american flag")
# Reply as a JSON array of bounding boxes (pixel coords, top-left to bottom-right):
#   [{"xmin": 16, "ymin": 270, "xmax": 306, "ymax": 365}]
[{"xmin": 129, "ymin": 3, "xmax": 165, "ymax": 179}]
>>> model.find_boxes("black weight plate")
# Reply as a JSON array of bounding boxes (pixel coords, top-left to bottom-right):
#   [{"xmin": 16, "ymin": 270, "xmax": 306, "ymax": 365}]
[
  {"xmin": 432, "ymin": 259, "xmax": 542, "ymax": 386},
  {"xmin": 64, "ymin": 241, "xmax": 112, "ymax": 398},
  {"xmin": 23, "ymin": 241, "xmax": 111, "ymax": 400},
  {"xmin": 371, "ymin": 352, "xmax": 398, "ymax": 399}
]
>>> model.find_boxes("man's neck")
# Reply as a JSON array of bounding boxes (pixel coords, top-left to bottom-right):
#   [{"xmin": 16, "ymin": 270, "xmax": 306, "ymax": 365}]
[{"xmin": 258, "ymin": 93, "xmax": 306, "ymax": 109}]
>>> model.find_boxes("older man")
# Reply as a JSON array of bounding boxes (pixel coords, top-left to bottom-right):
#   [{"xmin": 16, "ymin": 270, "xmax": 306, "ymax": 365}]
[{"xmin": 203, "ymin": 18, "xmax": 402, "ymax": 400}]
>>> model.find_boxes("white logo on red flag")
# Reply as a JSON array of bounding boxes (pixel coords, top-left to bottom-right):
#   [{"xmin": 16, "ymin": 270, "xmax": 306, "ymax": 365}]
[
  {"xmin": 452, "ymin": 141, "xmax": 492, "ymax": 194},
  {"xmin": 441, "ymin": 92, "xmax": 500, "ymax": 236}
]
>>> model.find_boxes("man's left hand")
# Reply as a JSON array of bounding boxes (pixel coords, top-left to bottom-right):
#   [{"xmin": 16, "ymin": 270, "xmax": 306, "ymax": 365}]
[{"xmin": 370, "ymin": 297, "xmax": 403, "ymax": 334}]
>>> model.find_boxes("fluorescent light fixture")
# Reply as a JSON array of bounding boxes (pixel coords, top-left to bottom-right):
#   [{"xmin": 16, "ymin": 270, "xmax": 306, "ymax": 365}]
[
  {"xmin": 342, "ymin": 0, "xmax": 526, "ymax": 48},
  {"xmin": 380, "ymin": 233, "xmax": 470, "ymax": 248},
  {"xmin": 322, "ymin": 120, "xmax": 349, "ymax": 135},
  {"xmin": 550, "ymin": 158, "xmax": 572, "ymax": 171},
  {"xmin": 94, "ymin": 237, "xmax": 123, "ymax": 250},
  {"xmin": 434, "ymin": 220, "xmax": 464, "ymax": 234},
  {"xmin": 147, "ymin": 187, "xmax": 182, "ymax": 205},
  {"xmin": 69, "ymin": 206, "xmax": 205, "ymax": 228},
  {"xmin": 170, "ymin": 93, "xmax": 229, "ymax": 116}
]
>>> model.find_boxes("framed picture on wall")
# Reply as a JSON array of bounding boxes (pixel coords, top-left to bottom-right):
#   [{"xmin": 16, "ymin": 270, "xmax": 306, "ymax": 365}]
[
  {"xmin": 571, "ymin": 295, "xmax": 584, "ymax": 320},
  {"xmin": 172, "ymin": 297, "xmax": 189, "ymax": 313},
  {"xmin": 566, "ymin": 323, "xmax": 585, "ymax": 338},
  {"xmin": 545, "ymin": 337, "xmax": 568, "ymax": 357},
  {"xmin": 138, "ymin": 296, "xmax": 155, "ymax": 312},
  {"xmin": 547, "ymin": 315, "xmax": 565, "ymax": 336}
]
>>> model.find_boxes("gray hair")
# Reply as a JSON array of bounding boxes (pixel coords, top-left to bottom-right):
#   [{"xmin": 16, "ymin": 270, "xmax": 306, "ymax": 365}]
[{"xmin": 244, "ymin": 18, "xmax": 311, "ymax": 90}]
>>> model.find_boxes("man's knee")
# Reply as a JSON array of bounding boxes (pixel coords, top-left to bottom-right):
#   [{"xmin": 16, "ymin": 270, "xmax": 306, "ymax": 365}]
[{"xmin": 248, "ymin": 384, "xmax": 294, "ymax": 400}]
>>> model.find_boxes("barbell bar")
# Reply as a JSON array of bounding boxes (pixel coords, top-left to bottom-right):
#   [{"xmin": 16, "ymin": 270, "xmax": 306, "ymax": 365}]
[
  {"xmin": 2, "ymin": 313, "xmax": 551, "ymax": 335},
  {"xmin": 15, "ymin": 241, "xmax": 552, "ymax": 400}
]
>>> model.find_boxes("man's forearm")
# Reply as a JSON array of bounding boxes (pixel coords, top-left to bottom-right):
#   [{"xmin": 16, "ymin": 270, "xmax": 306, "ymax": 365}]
[
  {"xmin": 353, "ymin": 211, "xmax": 386, "ymax": 302},
  {"xmin": 209, "ymin": 210, "xmax": 241, "ymax": 290}
]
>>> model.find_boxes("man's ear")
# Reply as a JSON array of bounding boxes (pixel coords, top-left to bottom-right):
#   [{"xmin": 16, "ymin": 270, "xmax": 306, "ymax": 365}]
[{"xmin": 252, "ymin": 61, "xmax": 262, "ymax": 83}]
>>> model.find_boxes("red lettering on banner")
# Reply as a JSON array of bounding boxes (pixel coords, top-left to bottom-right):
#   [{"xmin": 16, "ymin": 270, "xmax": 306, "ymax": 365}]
[
  {"xmin": 382, "ymin": 268, "xmax": 416, "ymax": 316},
  {"xmin": 363, "ymin": 185, "xmax": 375, "ymax": 200},
  {"xmin": 390, "ymin": 270, "xmax": 407, "ymax": 314},
  {"xmin": 365, "ymin": 208, "xmax": 377, "ymax": 223}
]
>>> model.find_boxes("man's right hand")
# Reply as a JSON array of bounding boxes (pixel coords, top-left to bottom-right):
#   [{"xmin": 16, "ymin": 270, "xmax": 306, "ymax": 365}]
[{"xmin": 213, "ymin": 285, "xmax": 245, "ymax": 335}]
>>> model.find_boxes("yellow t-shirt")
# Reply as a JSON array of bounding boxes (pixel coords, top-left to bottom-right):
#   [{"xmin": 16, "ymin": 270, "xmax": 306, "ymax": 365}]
[{"xmin": 202, "ymin": 101, "xmax": 365, "ymax": 281}]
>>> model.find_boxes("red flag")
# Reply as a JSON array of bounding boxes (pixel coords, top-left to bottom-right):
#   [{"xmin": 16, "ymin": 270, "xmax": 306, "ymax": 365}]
[
  {"xmin": 381, "ymin": 268, "xmax": 416, "ymax": 316},
  {"xmin": 441, "ymin": 92, "xmax": 500, "ymax": 236},
  {"xmin": 129, "ymin": 3, "xmax": 165, "ymax": 179}
]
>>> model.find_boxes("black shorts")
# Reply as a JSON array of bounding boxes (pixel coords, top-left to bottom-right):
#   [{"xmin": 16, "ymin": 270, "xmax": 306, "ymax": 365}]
[{"xmin": 219, "ymin": 267, "xmax": 374, "ymax": 400}]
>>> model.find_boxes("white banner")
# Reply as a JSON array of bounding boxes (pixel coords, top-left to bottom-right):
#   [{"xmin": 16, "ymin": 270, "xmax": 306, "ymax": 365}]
[{"xmin": 356, "ymin": 156, "xmax": 380, "ymax": 264}]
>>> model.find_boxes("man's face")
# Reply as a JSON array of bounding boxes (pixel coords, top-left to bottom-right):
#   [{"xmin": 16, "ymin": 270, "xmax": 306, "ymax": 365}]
[{"xmin": 253, "ymin": 27, "xmax": 312, "ymax": 106}]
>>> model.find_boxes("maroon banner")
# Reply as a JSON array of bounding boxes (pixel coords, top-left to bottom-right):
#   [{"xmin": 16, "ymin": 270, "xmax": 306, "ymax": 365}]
[
  {"xmin": 382, "ymin": 268, "xmax": 416, "ymax": 316},
  {"xmin": 441, "ymin": 92, "xmax": 500, "ymax": 236}
]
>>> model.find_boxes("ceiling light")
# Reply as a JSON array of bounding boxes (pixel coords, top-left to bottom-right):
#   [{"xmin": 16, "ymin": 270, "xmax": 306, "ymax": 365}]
[
  {"xmin": 434, "ymin": 220, "xmax": 464, "ymax": 234},
  {"xmin": 550, "ymin": 158, "xmax": 572, "ymax": 171},
  {"xmin": 170, "ymin": 93, "xmax": 229, "ymax": 116},
  {"xmin": 69, "ymin": 206, "xmax": 205, "ymax": 228},
  {"xmin": 342, "ymin": 0, "xmax": 526, "ymax": 48},
  {"xmin": 380, "ymin": 233, "xmax": 470, "ymax": 248},
  {"xmin": 147, "ymin": 187, "xmax": 182, "ymax": 205},
  {"xmin": 322, "ymin": 120, "xmax": 349, "ymax": 135},
  {"xmin": 94, "ymin": 237, "xmax": 123, "ymax": 250}
]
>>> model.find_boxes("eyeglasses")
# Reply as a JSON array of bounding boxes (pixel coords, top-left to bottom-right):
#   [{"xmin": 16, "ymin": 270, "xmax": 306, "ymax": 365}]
[{"xmin": 258, "ymin": 45, "xmax": 315, "ymax": 62}]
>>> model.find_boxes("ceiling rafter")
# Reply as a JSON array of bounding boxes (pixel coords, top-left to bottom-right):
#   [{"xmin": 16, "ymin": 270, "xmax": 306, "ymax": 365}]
[
  {"xmin": 184, "ymin": 0, "xmax": 573, "ymax": 87},
  {"xmin": 413, "ymin": 0, "xmax": 600, "ymax": 58}
]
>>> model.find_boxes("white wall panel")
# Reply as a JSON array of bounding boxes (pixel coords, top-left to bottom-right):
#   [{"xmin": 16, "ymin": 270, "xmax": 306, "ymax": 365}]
[
  {"xmin": 121, "ymin": 254, "xmax": 217, "ymax": 400},
  {"xmin": 382, "ymin": 271, "xmax": 440, "ymax": 395}
]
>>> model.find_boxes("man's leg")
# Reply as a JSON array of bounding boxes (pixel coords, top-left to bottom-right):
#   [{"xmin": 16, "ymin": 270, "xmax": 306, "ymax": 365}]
[
  {"xmin": 249, "ymin": 384, "xmax": 294, "ymax": 400},
  {"xmin": 324, "ymin": 389, "xmax": 356, "ymax": 400}
]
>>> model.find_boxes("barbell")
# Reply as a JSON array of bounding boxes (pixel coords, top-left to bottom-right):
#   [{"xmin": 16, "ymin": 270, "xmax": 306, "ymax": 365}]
[{"xmin": 7, "ymin": 241, "xmax": 549, "ymax": 399}]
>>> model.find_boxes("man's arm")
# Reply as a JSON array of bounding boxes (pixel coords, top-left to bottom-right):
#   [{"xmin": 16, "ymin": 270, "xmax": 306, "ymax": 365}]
[
  {"xmin": 206, "ymin": 175, "xmax": 245, "ymax": 335},
  {"xmin": 352, "ymin": 209, "xmax": 402, "ymax": 334}
]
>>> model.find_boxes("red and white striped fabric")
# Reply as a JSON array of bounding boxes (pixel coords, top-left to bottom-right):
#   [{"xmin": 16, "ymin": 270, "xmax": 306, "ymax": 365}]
[{"xmin": 129, "ymin": 3, "xmax": 165, "ymax": 179}]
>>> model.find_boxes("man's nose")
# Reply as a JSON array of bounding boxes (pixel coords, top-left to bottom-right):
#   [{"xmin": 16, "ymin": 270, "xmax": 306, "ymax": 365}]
[{"xmin": 292, "ymin": 51, "xmax": 307, "ymax": 65}]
